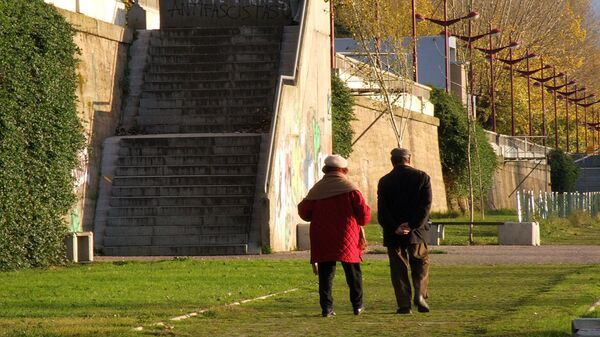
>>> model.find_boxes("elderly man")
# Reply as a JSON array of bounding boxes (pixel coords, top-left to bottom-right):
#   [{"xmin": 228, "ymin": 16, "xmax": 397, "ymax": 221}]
[
  {"xmin": 298, "ymin": 155, "xmax": 371, "ymax": 317},
  {"xmin": 378, "ymin": 148, "xmax": 432, "ymax": 314}
]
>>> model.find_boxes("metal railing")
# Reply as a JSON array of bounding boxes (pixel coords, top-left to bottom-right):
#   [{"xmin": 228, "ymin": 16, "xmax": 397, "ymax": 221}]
[{"xmin": 517, "ymin": 190, "xmax": 600, "ymax": 221}]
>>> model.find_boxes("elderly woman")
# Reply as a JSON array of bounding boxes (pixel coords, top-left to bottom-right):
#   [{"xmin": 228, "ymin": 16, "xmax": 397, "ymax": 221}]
[{"xmin": 298, "ymin": 155, "xmax": 371, "ymax": 317}]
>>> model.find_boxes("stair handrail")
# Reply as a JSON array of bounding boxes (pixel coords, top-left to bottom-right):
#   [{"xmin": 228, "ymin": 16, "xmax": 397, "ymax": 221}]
[{"xmin": 263, "ymin": 0, "xmax": 308, "ymax": 193}]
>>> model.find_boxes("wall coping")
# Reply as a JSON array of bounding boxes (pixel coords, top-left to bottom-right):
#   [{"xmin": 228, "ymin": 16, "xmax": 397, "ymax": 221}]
[
  {"xmin": 56, "ymin": 7, "xmax": 133, "ymax": 44},
  {"xmin": 354, "ymin": 96, "xmax": 440, "ymax": 127}
]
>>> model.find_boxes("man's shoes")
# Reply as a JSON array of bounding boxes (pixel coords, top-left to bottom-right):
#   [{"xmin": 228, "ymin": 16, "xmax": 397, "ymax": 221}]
[
  {"xmin": 322, "ymin": 310, "xmax": 336, "ymax": 317},
  {"xmin": 396, "ymin": 307, "xmax": 412, "ymax": 314},
  {"xmin": 414, "ymin": 295, "xmax": 430, "ymax": 313},
  {"xmin": 353, "ymin": 307, "xmax": 364, "ymax": 315}
]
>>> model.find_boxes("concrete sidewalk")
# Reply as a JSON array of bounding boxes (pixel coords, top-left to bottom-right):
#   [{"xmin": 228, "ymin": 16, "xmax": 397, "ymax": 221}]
[{"xmin": 94, "ymin": 245, "xmax": 600, "ymax": 265}]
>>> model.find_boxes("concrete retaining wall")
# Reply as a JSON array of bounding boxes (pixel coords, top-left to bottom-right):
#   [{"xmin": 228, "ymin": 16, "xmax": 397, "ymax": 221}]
[
  {"xmin": 488, "ymin": 160, "xmax": 550, "ymax": 210},
  {"xmin": 264, "ymin": 0, "xmax": 331, "ymax": 252},
  {"xmin": 346, "ymin": 96, "xmax": 448, "ymax": 213},
  {"xmin": 56, "ymin": 8, "xmax": 133, "ymax": 232}
]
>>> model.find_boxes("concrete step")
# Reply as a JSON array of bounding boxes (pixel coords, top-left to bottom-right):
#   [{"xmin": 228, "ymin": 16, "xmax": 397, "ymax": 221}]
[
  {"xmin": 116, "ymin": 154, "xmax": 258, "ymax": 166},
  {"xmin": 138, "ymin": 106, "xmax": 270, "ymax": 117},
  {"xmin": 148, "ymin": 53, "xmax": 278, "ymax": 64},
  {"xmin": 139, "ymin": 96, "xmax": 272, "ymax": 108},
  {"xmin": 119, "ymin": 135, "xmax": 261, "ymax": 147},
  {"xmin": 112, "ymin": 175, "xmax": 257, "ymax": 187},
  {"xmin": 147, "ymin": 61, "xmax": 279, "ymax": 73},
  {"xmin": 139, "ymin": 87, "xmax": 274, "ymax": 99},
  {"xmin": 114, "ymin": 164, "xmax": 257, "ymax": 176},
  {"xmin": 144, "ymin": 70, "xmax": 277, "ymax": 82},
  {"xmin": 140, "ymin": 122, "xmax": 269, "ymax": 134},
  {"xmin": 117, "ymin": 145, "xmax": 259, "ymax": 157},
  {"xmin": 106, "ymin": 215, "xmax": 250, "ymax": 227},
  {"xmin": 137, "ymin": 114, "xmax": 268, "ymax": 127},
  {"xmin": 105, "ymin": 225, "xmax": 248, "ymax": 236},
  {"xmin": 107, "ymin": 205, "xmax": 251, "ymax": 217},
  {"xmin": 148, "ymin": 44, "xmax": 280, "ymax": 55},
  {"xmin": 109, "ymin": 195, "xmax": 253, "ymax": 207},
  {"xmin": 104, "ymin": 233, "xmax": 248, "ymax": 246},
  {"xmin": 111, "ymin": 184, "xmax": 255, "ymax": 197},
  {"xmin": 149, "ymin": 34, "xmax": 281, "ymax": 46},
  {"xmin": 153, "ymin": 26, "xmax": 282, "ymax": 37},
  {"xmin": 142, "ymin": 79, "xmax": 275, "ymax": 91},
  {"xmin": 102, "ymin": 244, "xmax": 248, "ymax": 256}
]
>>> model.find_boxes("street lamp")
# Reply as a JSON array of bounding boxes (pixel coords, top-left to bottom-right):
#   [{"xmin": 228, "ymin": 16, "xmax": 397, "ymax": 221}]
[
  {"xmin": 569, "ymin": 91, "xmax": 595, "ymax": 153},
  {"xmin": 558, "ymin": 84, "xmax": 585, "ymax": 152},
  {"xmin": 495, "ymin": 40, "xmax": 537, "ymax": 136},
  {"xmin": 515, "ymin": 63, "xmax": 551, "ymax": 136},
  {"xmin": 531, "ymin": 57, "xmax": 563, "ymax": 146},
  {"xmin": 542, "ymin": 67, "xmax": 575, "ymax": 149},
  {"xmin": 415, "ymin": 0, "xmax": 479, "ymax": 92},
  {"xmin": 475, "ymin": 34, "xmax": 520, "ymax": 133}
]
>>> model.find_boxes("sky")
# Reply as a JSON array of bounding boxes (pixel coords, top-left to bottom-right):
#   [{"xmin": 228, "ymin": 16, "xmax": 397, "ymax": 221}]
[{"xmin": 594, "ymin": 0, "xmax": 600, "ymax": 14}]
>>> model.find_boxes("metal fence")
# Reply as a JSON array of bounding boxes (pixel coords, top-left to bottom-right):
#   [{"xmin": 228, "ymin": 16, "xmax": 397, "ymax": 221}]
[{"xmin": 517, "ymin": 190, "xmax": 600, "ymax": 221}]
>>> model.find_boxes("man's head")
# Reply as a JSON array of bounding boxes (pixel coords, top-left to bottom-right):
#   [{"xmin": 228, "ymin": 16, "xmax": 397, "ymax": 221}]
[
  {"xmin": 390, "ymin": 148, "xmax": 411, "ymax": 167},
  {"xmin": 322, "ymin": 154, "xmax": 349, "ymax": 174}
]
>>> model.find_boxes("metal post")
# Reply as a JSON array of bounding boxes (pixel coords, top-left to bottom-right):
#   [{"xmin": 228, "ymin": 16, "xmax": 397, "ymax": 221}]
[
  {"xmin": 412, "ymin": 0, "xmax": 419, "ymax": 83},
  {"xmin": 565, "ymin": 75, "xmax": 570, "ymax": 153},
  {"xmin": 444, "ymin": 0, "xmax": 450, "ymax": 93},
  {"xmin": 509, "ymin": 36, "xmax": 515, "ymax": 136},
  {"xmin": 553, "ymin": 66, "xmax": 558, "ymax": 149},
  {"xmin": 540, "ymin": 57, "xmax": 546, "ymax": 146},
  {"xmin": 526, "ymin": 50, "xmax": 532, "ymax": 137},
  {"xmin": 584, "ymin": 103, "xmax": 588, "ymax": 151},
  {"xmin": 330, "ymin": 0, "xmax": 336, "ymax": 69},
  {"xmin": 489, "ymin": 23, "xmax": 496, "ymax": 132},
  {"xmin": 575, "ymin": 86, "xmax": 580, "ymax": 153}
]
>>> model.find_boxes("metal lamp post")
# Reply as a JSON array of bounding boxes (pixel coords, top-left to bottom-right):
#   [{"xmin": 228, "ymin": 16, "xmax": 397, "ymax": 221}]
[{"xmin": 415, "ymin": 1, "xmax": 479, "ymax": 92}]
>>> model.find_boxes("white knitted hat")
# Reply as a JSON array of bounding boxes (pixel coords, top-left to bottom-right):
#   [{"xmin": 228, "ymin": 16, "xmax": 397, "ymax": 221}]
[{"xmin": 324, "ymin": 155, "xmax": 348, "ymax": 168}]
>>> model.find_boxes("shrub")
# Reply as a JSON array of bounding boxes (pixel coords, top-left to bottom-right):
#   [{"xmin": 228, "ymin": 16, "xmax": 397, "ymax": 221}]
[
  {"xmin": 548, "ymin": 149, "xmax": 579, "ymax": 192},
  {"xmin": 331, "ymin": 73, "xmax": 355, "ymax": 158},
  {"xmin": 0, "ymin": 0, "xmax": 83, "ymax": 270},
  {"xmin": 430, "ymin": 88, "xmax": 498, "ymax": 210}
]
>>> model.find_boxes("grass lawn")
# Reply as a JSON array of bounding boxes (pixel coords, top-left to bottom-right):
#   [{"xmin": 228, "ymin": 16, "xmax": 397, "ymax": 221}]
[{"xmin": 1, "ymin": 259, "xmax": 599, "ymax": 337}]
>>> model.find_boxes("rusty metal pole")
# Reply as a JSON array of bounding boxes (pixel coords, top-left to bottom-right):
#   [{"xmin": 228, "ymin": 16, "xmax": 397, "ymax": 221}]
[
  {"xmin": 444, "ymin": 0, "xmax": 450, "ymax": 93},
  {"xmin": 540, "ymin": 57, "xmax": 546, "ymax": 146},
  {"xmin": 565, "ymin": 75, "xmax": 570, "ymax": 153},
  {"xmin": 575, "ymin": 86, "xmax": 580, "ymax": 153},
  {"xmin": 526, "ymin": 50, "xmax": 532, "ymax": 136},
  {"xmin": 412, "ymin": 0, "xmax": 419, "ymax": 82},
  {"xmin": 489, "ymin": 24, "xmax": 496, "ymax": 132},
  {"xmin": 509, "ymin": 36, "xmax": 515, "ymax": 136},
  {"xmin": 553, "ymin": 66, "xmax": 558, "ymax": 149}
]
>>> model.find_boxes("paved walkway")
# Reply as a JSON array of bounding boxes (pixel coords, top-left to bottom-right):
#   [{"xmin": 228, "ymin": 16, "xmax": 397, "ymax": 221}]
[{"xmin": 95, "ymin": 245, "xmax": 600, "ymax": 265}]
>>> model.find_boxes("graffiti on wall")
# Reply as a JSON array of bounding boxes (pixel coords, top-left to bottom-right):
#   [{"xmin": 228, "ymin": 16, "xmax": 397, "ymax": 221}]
[
  {"xmin": 273, "ymin": 113, "xmax": 324, "ymax": 250},
  {"xmin": 167, "ymin": 0, "xmax": 290, "ymax": 20}
]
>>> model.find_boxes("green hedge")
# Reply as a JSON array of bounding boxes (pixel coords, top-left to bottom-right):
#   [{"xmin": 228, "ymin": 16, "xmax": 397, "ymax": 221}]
[
  {"xmin": 548, "ymin": 149, "xmax": 579, "ymax": 192},
  {"xmin": 0, "ymin": 0, "xmax": 83, "ymax": 270},
  {"xmin": 331, "ymin": 73, "xmax": 355, "ymax": 158},
  {"xmin": 431, "ymin": 88, "xmax": 498, "ymax": 208}
]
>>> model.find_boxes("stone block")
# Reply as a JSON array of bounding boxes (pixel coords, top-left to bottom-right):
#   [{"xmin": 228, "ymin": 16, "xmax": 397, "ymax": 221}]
[
  {"xmin": 572, "ymin": 318, "xmax": 600, "ymax": 337},
  {"xmin": 427, "ymin": 224, "xmax": 444, "ymax": 246},
  {"xmin": 65, "ymin": 232, "xmax": 94, "ymax": 263},
  {"xmin": 297, "ymin": 223, "xmax": 310, "ymax": 251},
  {"xmin": 498, "ymin": 222, "xmax": 540, "ymax": 246}
]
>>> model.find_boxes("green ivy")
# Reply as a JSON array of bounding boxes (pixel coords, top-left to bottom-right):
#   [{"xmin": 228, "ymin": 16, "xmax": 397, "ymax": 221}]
[
  {"xmin": 431, "ymin": 88, "xmax": 498, "ymax": 208},
  {"xmin": 0, "ymin": 0, "xmax": 83, "ymax": 270},
  {"xmin": 548, "ymin": 149, "xmax": 579, "ymax": 192},
  {"xmin": 331, "ymin": 73, "xmax": 355, "ymax": 158}
]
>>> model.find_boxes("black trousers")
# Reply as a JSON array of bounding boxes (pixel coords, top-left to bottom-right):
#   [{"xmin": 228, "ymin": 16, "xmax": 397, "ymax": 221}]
[
  {"xmin": 318, "ymin": 261, "xmax": 363, "ymax": 313},
  {"xmin": 387, "ymin": 243, "xmax": 429, "ymax": 309}
]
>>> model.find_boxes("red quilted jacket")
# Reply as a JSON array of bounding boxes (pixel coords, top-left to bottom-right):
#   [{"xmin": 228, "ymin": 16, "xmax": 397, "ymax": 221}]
[{"xmin": 298, "ymin": 190, "xmax": 371, "ymax": 263}]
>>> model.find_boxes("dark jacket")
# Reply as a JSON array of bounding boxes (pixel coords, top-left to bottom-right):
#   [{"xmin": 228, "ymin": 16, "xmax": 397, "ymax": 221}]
[{"xmin": 377, "ymin": 164, "xmax": 432, "ymax": 247}]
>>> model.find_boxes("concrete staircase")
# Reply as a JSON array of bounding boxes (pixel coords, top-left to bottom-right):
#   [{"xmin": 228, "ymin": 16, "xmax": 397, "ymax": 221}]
[
  {"xmin": 574, "ymin": 154, "xmax": 600, "ymax": 192},
  {"xmin": 95, "ymin": 26, "xmax": 282, "ymax": 255}
]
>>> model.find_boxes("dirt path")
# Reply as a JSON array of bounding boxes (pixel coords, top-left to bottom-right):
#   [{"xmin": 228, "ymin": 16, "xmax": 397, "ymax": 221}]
[{"xmin": 94, "ymin": 245, "xmax": 600, "ymax": 265}]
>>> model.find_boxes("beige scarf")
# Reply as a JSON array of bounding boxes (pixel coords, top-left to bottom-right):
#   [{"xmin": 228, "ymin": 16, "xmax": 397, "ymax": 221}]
[{"xmin": 304, "ymin": 171, "xmax": 359, "ymax": 200}]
